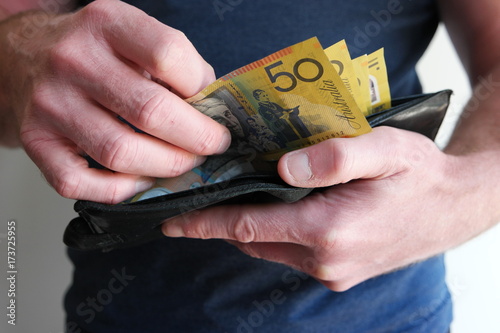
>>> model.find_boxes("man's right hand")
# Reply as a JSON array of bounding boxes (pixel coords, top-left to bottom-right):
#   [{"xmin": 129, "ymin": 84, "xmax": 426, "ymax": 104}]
[{"xmin": 0, "ymin": 0, "xmax": 231, "ymax": 203}]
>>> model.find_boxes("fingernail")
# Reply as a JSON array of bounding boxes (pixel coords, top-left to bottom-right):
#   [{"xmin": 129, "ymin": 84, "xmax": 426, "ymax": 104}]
[
  {"xmin": 286, "ymin": 151, "xmax": 312, "ymax": 182},
  {"xmin": 216, "ymin": 130, "xmax": 232, "ymax": 154},
  {"xmin": 136, "ymin": 177, "xmax": 155, "ymax": 193},
  {"xmin": 164, "ymin": 222, "xmax": 185, "ymax": 238}
]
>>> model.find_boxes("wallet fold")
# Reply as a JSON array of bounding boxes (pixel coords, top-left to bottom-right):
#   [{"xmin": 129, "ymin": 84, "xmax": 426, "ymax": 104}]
[{"xmin": 64, "ymin": 89, "xmax": 452, "ymax": 251}]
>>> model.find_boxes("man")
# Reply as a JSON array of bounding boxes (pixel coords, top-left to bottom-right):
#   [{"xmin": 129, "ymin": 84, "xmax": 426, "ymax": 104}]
[{"xmin": 0, "ymin": 0, "xmax": 499, "ymax": 332}]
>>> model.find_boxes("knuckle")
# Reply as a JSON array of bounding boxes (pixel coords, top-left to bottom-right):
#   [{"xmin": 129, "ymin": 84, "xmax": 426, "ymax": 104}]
[
  {"xmin": 325, "ymin": 139, "xmax": 351, "ymax": 179},
  {"xmin": 163, "ymin": 151, "xmax": 191, "ymax": 177},
  {"xmin": 48, "ymin": 37, "xmax": 83, "ymax": 75},
  {"xmin": 102, "ymin": 182, "xmax": 126, "ymax": 205},
  {"xmin": 151, "ymin": 30, "xmax": 191, "ymax": 76},
  {"xmin": 231, "ymin": 215, "xmax": 258, "ymax": 243},
  {"xmin": 99, "ymin": 133, "xmax": 137, "ymax": 172},
  {"xmin": 191, "ymin": 126, "xmax": 223, "ymax": 155},
  {"xmin": 30, "ymin": 82, "xmax": 58, "ymax": 117},
  {"xmin": 80, "ymin": 0, "xmax": 114, "ymax": 25},
  {"xmin": 137, "ymin": 92, "xmax": 173, "ymax": 131},
  {"xmin": 52, "ymin": 169, "xmax": 82, "ymax": 199}
]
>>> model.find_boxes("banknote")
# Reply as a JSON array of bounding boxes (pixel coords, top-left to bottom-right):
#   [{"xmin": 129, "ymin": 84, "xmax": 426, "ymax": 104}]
[
  {"xmin": 352, "ymin": 54, "xmax": 372, "ymax": 115},
  {"xmin": 326, "ymin": 42, "xmax": 391, "ymax": 116},
  {"xmin": 129, "ymin": 37, "xmax": 372, "ymax": 202},
  {"xmin": 324, "ymin": 40, "xmax": 362, "ymax": 105},
  {"xmin": 367, "ymin": 48, "xmax": 391, "ymax": 114}
]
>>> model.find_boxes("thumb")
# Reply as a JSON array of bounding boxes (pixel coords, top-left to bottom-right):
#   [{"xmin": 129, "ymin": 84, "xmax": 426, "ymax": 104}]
[{"xmin": 277, "ymin": 127, "xmax": 434, "ymax": 188}]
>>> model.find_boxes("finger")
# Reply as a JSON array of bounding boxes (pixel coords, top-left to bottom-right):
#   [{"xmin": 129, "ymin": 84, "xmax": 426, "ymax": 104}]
[
  {"xmin": 84, "ymin": 0, "xmax": 215, "ymax": 98},
  {"xmin": 161, "ymin": 195, "xmax": 333, "ymax": 246},
  {"xmin": 75, "ymin": 50, "xmax": 230, "ymax": 156},
  {"xmin": 51, "ymin": 26, "xmax": 230, "ymax": 157},
  {"xmin": 278, "ymin": 126, "xmax": 436, "ymax": 187},
  {"xmin": 227, "ymin": 240, "xmax": 312, "ymax": 271},
  {"xmin": 230, "ymin": 239, "xmax": 374, "ymax": 292},
  {"xmin": 23, "ymin": 134, "xmax": 154, "ymax": 204},
  {"xmin": 28, "ymin": 68, "xmax": 212, "ymax": 178},
  {"xmin": 162, "ymin": 204, "xmax": 296, "ymax": 243},
  {"xmin": 228, "ymin": 241, "xmax": 344, "ymax": 286},
  {"xmin": 33, "ymin": 86, "xmax": 206, "ymax": 177}
]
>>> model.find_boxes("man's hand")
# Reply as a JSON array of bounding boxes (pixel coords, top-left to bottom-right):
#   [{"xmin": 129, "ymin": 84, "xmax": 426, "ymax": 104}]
[
  {"xmin": 161, "ymin": 0, "xmax": 500, "ymax": 293},
  {"xmin": 162, "ymin": 127, "xmax": 499, "ymax": 291},
  {"xmin": 0, "ymin": 0, "xmax": 230, "ymax": 203}
]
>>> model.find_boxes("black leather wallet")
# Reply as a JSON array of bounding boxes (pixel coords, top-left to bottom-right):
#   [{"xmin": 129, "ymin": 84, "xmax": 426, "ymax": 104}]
[{"xmin": 64, "ymin": 90, "xmax": 452, "ymax": 252}]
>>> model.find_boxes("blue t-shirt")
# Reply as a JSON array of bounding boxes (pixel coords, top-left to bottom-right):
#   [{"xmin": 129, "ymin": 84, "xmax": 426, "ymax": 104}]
[{"xmin": 66, "ymin": 1, "xmax": 452, "ymax": 332}]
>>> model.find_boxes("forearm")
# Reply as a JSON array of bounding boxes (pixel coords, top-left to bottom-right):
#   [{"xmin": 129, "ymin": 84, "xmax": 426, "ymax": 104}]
[
  {"xmin": 440, "ymin": 0, "xmax": 500, "ymax": 151},
  {"xmin": 440, "ymin": 0, "xmax": 500, "ymax": 235},
  {"xmin": 445, "ymin": 67, "xmax": 500, "ymax": 156}
]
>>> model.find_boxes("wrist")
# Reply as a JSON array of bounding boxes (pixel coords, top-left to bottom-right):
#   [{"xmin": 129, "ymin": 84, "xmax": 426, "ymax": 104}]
[{"xmin": 445, "ymin": 151, "xmax": 500, "ymax": 240}]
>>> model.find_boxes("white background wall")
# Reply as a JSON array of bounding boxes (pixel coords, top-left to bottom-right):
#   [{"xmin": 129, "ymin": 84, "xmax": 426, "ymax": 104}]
[{"xmin": 0, "ymin": 24, "xmax": 499, "ymax": 333}]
